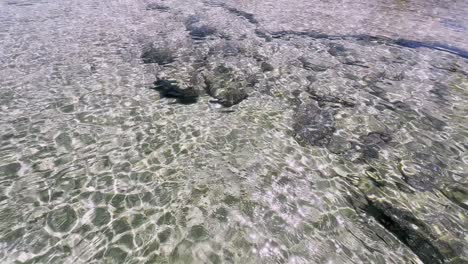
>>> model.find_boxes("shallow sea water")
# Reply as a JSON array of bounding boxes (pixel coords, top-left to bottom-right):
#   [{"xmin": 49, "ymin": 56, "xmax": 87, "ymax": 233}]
[{"xmin": 0, "ymin": 0, "xmax": 467, "ymax": 263}]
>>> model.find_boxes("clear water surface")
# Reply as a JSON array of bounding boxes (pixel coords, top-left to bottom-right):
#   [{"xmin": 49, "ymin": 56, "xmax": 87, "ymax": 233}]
[{"xmin": 0, "ymin": 0, "xmax": 467, "ymax": 263}]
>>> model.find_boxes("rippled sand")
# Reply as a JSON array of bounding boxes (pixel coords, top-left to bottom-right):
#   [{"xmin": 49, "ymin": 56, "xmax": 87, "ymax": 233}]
[{"xmin": 0, "ymin": 0, "xmax": 467, "ymax": 263}]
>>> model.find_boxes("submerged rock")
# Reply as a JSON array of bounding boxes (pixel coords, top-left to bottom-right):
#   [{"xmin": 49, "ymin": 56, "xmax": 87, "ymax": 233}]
[
  {"xmin": 188, "ymin": 25, "xmax": 217, "ymax": 40},
  {"xmin": 360, "ymin": 132, "xmax": 392, "ymax": 145},
  {"xmin": 352, "ymin": 132, "xmax": 392, "ymax": 160},
  {"xmin": 145, "ymin": 3, "xmax": 169, "ymax": 11},
  {"xmin": 153, "ymin": 79, "xmax": 199, "ymax": 104},
  {"xmin": 223, "ymin": 6, "xmax": 258, "ymax": 25},
  {"xmin": 293, "ymin": 103, "xmax": 336, "ymax": 146},
  {"xmin": 203, "ymin": 65, "xmax": 250, "ymax": 107},
  {"xmin": 441, "ymin": 184, "xmax": 468, "ymax": 210},
  {"xmin": 184, "ymin": 14, "xmax": 217, "ymax": 40},
  {"xmin": 397, "ymin": 148, "xmax": 449, "ymax": 192},
  {"xmin": 153, "ymin": 69, "xmax": 206, "ymax": 104},
  {"xmin": 327, "ymin": 43, "xmax": 348, "ymax": 57},
  {"xmin": 141, "ymin": 44, "xmax": 175, "ymax": 65},
  {"xmin": 327, "ymin": 136, "xmax": 352, "ymax": 154},
  {"xmin": 138, "ymin": 24, "xmax": 467, "ymax": 262},
  {"xmin": 298, "ymin": 57, "xmax": 333, "ymax": 72},
  {"xmin": 354, "ymin": 176, "xmax": 467, "ymax": 264},
  {"xmin": 261, "ymin": 61, "xmax": 274, "ymax": 72},
  {"xmin": 47, "ymin": 206, "xmax": 77, "ymax": 233},
  {"xmin": 363, "ymin": 200, "xmax": 447, "ymax": 264},
  {"xmin": 306, "ymin": 88, "xmax": 356, "ymax": 107}
]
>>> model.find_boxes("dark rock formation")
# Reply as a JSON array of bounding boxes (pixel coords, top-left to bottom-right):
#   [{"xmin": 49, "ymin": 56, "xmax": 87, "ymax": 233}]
[
  {"xmin": 306, "ymin": 88, "xmax": 356, "ymax": 107},
  {"xmin": 152, "ymin": 69, "xmax": 206, "ymax": 104},
  {"xmin": 421, "ymin": 112, "xmax": 447, "ymax": 131},
  {"xmin": 203, "ymin": 65, "xmax": 250, "ymax": 107},
  {"xmin": 360, "ymin": 132, "xmax": 392, "ymax": 145},
  {"xmin": 293, "ymin": 103, "xmax": 336, "ymax": 146},
  {"xmin": 336, "ymin": 166, "xmax": 463, "ymax": 264},
  {"xmin": 398, "ymin": 155, "xmax": 446, "ymax": 192},
  {"xmin": 355, "ymin": 132, "xmax": 392, "ymax": 160},
  {"xmin": 153, "ymin": 79, "xmax": 199, "ymax": 104},
  {"xmin": 223, "ymin": 6, "xmax": 258, "ymax": 25},
  {"xmin": 145, "ymin": 3, "xmax": 169, "ymax": 11},
  {"xmin": 363, "ymin": 201, "xmax": 447, "ymax": 264},
  {"xmin": 187, "ymin": 25, "xmax": 217, "ymax": 40},
  {"xmin": 141, "ymin": 44, "xmax": 175, "ymax": 65},
  {"xmin": 441, "ymin": 184, "xmax": 468, "ymax": 210},
  {"xmin": 139, "ymin": 21, "xmax": 467, "ymax": 262},
  {"xmin": 327, "ymin": 43, "xmax": 348, "ymax": 57},
  {"xmin": 298, "ymin": 57, "xmax": 331, "ymax": 72},
  {"xmin": 261, "ymin": 62, "xmax": 274, "ymax": 72}
]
